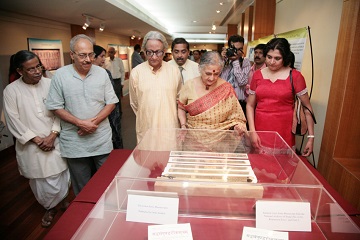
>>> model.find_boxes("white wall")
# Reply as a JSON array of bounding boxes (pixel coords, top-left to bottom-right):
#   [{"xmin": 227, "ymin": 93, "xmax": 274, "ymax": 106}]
[{"xmin": 274, "ymin": 0, "xmax": 343, "ymax": 165}]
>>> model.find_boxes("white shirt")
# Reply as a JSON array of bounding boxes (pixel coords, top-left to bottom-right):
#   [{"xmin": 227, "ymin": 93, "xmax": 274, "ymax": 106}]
[
  {"xmin": 105, "ymin": 57, "xmax": 125, "ymax": 84},
  {"xmin": 168, "ymin": 59, "xmax": 200, "ymax": 83}
]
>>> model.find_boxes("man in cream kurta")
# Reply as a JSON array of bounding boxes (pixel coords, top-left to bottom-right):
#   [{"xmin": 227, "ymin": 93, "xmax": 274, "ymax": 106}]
[
  {"xmin": 3, "ymin": 50, "xmax": 69, "ymax": 227},
  {"xmin": 129, "ymin": 31, "xmax": 182, "ymax": 143}
]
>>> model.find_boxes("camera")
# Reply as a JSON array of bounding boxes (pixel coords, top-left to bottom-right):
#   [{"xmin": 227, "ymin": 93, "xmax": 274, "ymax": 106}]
[{"xmin": 226, "ymin": 46, "xmax": 238, "ymax": 58}]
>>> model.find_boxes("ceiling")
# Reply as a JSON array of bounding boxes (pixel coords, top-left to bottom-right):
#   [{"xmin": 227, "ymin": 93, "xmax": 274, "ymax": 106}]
[{"xmin": 0, "ymin": 0, "xmax": 254, "ymax": 43}]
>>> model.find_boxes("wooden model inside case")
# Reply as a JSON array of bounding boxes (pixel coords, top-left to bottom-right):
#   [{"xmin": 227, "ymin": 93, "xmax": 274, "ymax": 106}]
[{"xmin": 155, "ymin": 151, "xmax": 263, "ymax": 198}]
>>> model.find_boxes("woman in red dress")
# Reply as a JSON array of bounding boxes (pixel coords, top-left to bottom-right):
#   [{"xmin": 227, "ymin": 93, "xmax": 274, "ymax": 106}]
[{"xmin": 246, "ymin": 38, "xmax": 315, "ymax": 156}]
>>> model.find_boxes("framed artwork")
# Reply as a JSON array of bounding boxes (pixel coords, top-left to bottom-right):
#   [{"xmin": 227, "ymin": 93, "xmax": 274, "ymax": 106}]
[{"xmin": 27, "ymin": 38, "xmax": 64, "ymax": 71}]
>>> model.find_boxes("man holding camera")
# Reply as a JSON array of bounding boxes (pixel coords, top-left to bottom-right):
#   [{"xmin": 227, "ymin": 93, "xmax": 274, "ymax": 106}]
[{"xmin": 221, "ymin": 35, "xmax": 251, "ymax": 116}]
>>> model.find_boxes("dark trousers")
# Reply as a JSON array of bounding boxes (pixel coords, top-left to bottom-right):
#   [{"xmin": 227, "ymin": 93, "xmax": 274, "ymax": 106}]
[
  {"xmin": 239, "ymin": 100, "xmax": 249, "ymax": 130},
  {"xmin": 113, "ymin": 78, "xmax": 123, "ymax": 118}
]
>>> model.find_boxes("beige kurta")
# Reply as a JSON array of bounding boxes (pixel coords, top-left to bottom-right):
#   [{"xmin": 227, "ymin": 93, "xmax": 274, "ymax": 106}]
[
  {"xmin": 3, "ymin": 77, "xmax": 67, "ymax": 179},
  {"xmin": 129, "ymin": 61, "xmax": 182, "ymax": 143}
]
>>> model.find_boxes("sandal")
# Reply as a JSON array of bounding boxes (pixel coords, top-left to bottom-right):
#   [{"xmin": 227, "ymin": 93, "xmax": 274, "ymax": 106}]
[{"xmin": 41, "ymin": 208, "xmax": 57, "ymax": 228}]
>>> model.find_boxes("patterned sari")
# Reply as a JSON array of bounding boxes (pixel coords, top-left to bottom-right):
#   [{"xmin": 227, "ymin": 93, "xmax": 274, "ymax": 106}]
[{"xmin": 178, "ymin": 78, "xmax": 246, "ymax": 130}]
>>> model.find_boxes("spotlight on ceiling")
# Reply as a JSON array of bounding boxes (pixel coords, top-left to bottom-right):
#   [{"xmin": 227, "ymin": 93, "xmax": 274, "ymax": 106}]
[
  {"xmin": 82, "ymin": 16, "xmax": 91, "ymax": 30},
  {"xmin": 99, "ymin": 22, "xmax": 105, "ymax": 32}
]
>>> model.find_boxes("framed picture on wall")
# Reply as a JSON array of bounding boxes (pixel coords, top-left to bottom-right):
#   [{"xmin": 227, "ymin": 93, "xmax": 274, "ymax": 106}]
[{"xmin": 27, "ymin": 38, "xmax": 64, "ymax": 71}]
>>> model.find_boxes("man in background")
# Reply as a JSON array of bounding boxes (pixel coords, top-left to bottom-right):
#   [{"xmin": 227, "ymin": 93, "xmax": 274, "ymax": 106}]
[
  {"xmin": 221, "ymin": 34, "xmax": 251, "ymax": 116},
  {"xmin": 105, "ymin": 46, "xmax": 125, "ymax": 98},
  {"xmin": 46, "ymin": 34, "xmax": 118, "ymax": 196},
  {"xmin": 168, "ymin": 38, "xmax": 200, "ymax": 84},
  {"xmin": 129, "ymin": 31, "xmax": 182, "ymax": 143},
  {"xmin": 246, "ymin": 43, "xmax": 266, "ymax": 99},
  {"xmin": 4, "ymin": 50, "xmax": 69, "ymax": 227},
  {"xmin": 131, "ymin": 44, "xmax": 144, "ymax": 69}
]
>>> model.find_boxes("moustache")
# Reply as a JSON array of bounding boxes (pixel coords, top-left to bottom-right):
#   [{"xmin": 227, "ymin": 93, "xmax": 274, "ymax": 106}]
[
  {"xmin": 254, "ymin": 57, "xmax": 260, "ymax": 60},
  {"xmin": 176, "ymin": 58, "xmax": 184, "ymax": 61}
]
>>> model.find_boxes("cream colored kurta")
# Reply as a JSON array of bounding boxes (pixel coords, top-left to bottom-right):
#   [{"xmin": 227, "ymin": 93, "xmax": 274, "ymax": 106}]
[
  {"xmin": 129, "ymin": 61, "xmax": 182, "ymax": 143},
  {"xmin": 3, "ymin": 77, "xmax": 67, "ymax": 179}
]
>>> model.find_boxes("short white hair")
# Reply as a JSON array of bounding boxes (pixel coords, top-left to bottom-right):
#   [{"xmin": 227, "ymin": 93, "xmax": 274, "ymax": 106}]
[{"xmin": 142, "ymin": 31, "xmax": 168, "ymax": 50}]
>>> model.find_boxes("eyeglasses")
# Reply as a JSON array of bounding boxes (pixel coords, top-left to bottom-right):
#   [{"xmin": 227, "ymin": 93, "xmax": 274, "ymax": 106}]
[
  {"xmin": 72, "ymin": 51, "xmax": 96, "ymax": 60},
  {"xmin": 25, "ymin": 64, "xmax": 43, "ymax": 74},
  {"xmin": 145, "ymin": 50, "xmax": 164, "ymax": 57}
]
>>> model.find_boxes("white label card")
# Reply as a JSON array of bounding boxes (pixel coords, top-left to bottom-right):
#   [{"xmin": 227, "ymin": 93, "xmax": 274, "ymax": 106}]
[
  {"xmin": 256, "ymin": 200, "xmax": 311, "ymax": 232},
  {"xmin": 126, "ymin": 190, "xmax": 179, "ymax": 225},
  {"xmin": 242, "ymin": 226, "xmax": 288, "ymax": 240},
  {"xmin": 148, "ymin": 223, "xmax": 193, "ymax": 240}
]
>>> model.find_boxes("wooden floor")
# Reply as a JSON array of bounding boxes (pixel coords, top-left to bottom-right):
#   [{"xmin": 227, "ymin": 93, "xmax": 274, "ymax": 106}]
[
  {"xmin": 0, "ymin": 145, "xmax": 75, "ymax": 240},
  {"xmin": 0, "ymin": 94, "xmax": 136, "ymax": 240}
]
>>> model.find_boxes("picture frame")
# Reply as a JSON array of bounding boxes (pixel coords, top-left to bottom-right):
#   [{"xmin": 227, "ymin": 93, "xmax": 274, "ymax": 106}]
[{"xmin": 27, "ymin": 38, "xmax": 64, "ymax": 71}]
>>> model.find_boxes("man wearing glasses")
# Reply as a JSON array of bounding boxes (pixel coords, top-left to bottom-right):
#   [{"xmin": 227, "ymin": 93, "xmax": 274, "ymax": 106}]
[
  {"xmin": 220, "ymin": 34, "xmax": 251, "ymax": 117},
  {"xmin": 129, "ymin": 31, "xmax": 182, "ymax": 143},
  {"xmin": 46, "ymin": 34, "xmax": 118, "ymax": 196},
  {"xmin": 3, "ymin": 50, "xmax": 70, "ymax": 227}
]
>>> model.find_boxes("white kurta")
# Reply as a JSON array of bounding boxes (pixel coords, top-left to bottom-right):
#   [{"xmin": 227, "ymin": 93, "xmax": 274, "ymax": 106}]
[{"xmin": 3, "ymin": 77, "xmax": 67, "ymax": 179}]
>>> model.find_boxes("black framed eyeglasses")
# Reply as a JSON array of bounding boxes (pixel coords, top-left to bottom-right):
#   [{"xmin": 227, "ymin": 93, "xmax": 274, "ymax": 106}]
[
  {"xmin": 145, "ymin": 50, "xmax": 164, "ymax": 57},
  {"xmin": 72, "ymin": 51, "xmax": 96, "ymax": 60}
]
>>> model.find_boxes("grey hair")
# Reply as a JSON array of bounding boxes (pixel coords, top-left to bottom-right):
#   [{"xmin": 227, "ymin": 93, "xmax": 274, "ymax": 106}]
[
  {"xmin": 142, "ymin": 31, "xmax": 168, "ymax": 50},
  {"xmin": 199, "ymin": 51, "xmax": 224, "ymax": 71},
  {"xmin": 70, "ymin": 34, "xmax": 94, "ymax": 52}
]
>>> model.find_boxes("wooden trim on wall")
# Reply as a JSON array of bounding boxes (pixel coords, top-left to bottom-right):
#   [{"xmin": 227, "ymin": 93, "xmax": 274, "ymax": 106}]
[{"xmin": 318, "ymin": 0, "xmax": 360, "ymax": 210}]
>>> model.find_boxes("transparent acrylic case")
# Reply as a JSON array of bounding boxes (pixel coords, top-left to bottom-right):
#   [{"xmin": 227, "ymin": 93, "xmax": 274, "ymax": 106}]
[{"xmin": 72, "ymin": 129, "xmax": 360, "ymax": 239}]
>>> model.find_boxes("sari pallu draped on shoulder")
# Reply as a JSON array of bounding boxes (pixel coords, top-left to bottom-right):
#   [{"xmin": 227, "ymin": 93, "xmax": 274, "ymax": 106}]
[{"xmin": 178, "ymin": 81, "xmax": 246, "ymax": 130}]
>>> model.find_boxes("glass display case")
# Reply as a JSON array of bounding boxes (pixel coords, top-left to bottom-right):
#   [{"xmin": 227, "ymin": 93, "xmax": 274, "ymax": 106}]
[{"xmin": 71, "ymin": 129, "xmax": 360, "ymax": 240}]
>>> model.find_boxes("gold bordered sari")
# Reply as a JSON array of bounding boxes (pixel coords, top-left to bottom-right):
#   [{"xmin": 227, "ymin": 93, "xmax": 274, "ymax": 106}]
[{"xmin": 178, "ymin": 78, "xmax": 246, "ymax": 130}]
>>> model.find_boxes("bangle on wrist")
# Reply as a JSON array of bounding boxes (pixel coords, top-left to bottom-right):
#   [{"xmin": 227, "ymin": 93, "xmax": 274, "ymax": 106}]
[
  {"xmin": 181, "ymin": 124, "xmax": 187, "ymax": 128},
  {"xmin": 307, "ymin": 135, "xmax": 315, "ymax": 138},
  {"xmin": 51, "ymin": 130, "xmax": 60, "ymax": 136}
]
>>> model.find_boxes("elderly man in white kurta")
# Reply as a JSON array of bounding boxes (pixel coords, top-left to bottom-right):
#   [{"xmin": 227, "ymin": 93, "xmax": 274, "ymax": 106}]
[
  {"xmin": 3, "ymin": 50, "xmax": 69, "ymax": 228},
  {"xmin": 129, "ymin": 31, "xmax": 182, "ymax": 143}
]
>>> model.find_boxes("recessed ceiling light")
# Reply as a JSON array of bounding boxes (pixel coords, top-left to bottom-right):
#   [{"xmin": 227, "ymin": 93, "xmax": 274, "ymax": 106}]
[
  {"xmin": 220, "ymin": 2, "xmax": 224, "ymax": 5},
  {"xmin": 216, "ymin": 10, "xmax": 221, "ymax": 13},
  {"xmin": 192, "ymin": 20, "xmax": 197, "ymax": 23}
]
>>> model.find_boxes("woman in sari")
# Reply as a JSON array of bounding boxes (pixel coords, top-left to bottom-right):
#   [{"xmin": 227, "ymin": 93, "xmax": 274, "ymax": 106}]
[{"xmin": 177, "ymin": 51, "xmax": 246, "ymax": 134}]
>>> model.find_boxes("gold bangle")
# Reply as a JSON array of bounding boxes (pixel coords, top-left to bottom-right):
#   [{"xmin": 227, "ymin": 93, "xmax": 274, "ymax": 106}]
[{"xmin": 51, "ymin": 130, "xmax": 60, "ymax": 136}]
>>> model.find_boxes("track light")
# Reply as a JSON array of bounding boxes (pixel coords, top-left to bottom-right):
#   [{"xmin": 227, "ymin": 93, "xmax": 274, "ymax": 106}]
[
  {"xmin": 81, "ymin": 14, "xmax": 105, "ymax": 32},
  {"xmin": 82, "ymin": 16, "xmax": 91, "ymax": 30},
  {"xmin": 212, "ymin": 24, "xmax": 216, "ymax": 31},
  {"xmin": 99, "ymin": 22, "xmax": 105, "ymax": 32}
]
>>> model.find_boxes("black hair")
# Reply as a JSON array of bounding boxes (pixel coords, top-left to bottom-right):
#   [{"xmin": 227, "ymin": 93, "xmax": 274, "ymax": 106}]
[
  {"xmin": 134, "ymin": 44, "xmax": 141, "ymax": 51},
  {"xmin": 289, "ymin": 51, "xmax": 295, "ymax": 69},
  {"xmin": 228, "ymin": 35, "xmax": 244, "ymax": 46},
  {"xmin": 254, "ymin": 43, "xmax": 266, "ymax": 51},
  {"xmin": 94, "ymin": 45, "xmax": 106, "ymax": 58},
  {"xmin": 264, "ymin": 38, "xmax": 292, "ymax": 67},
  {"xmin": 171, "ymin": 38, "xmax": 189, "ymax": 51},
  {"xmin": 13, "ymin": 50, "xmax": 39, "ymax": 69}
]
